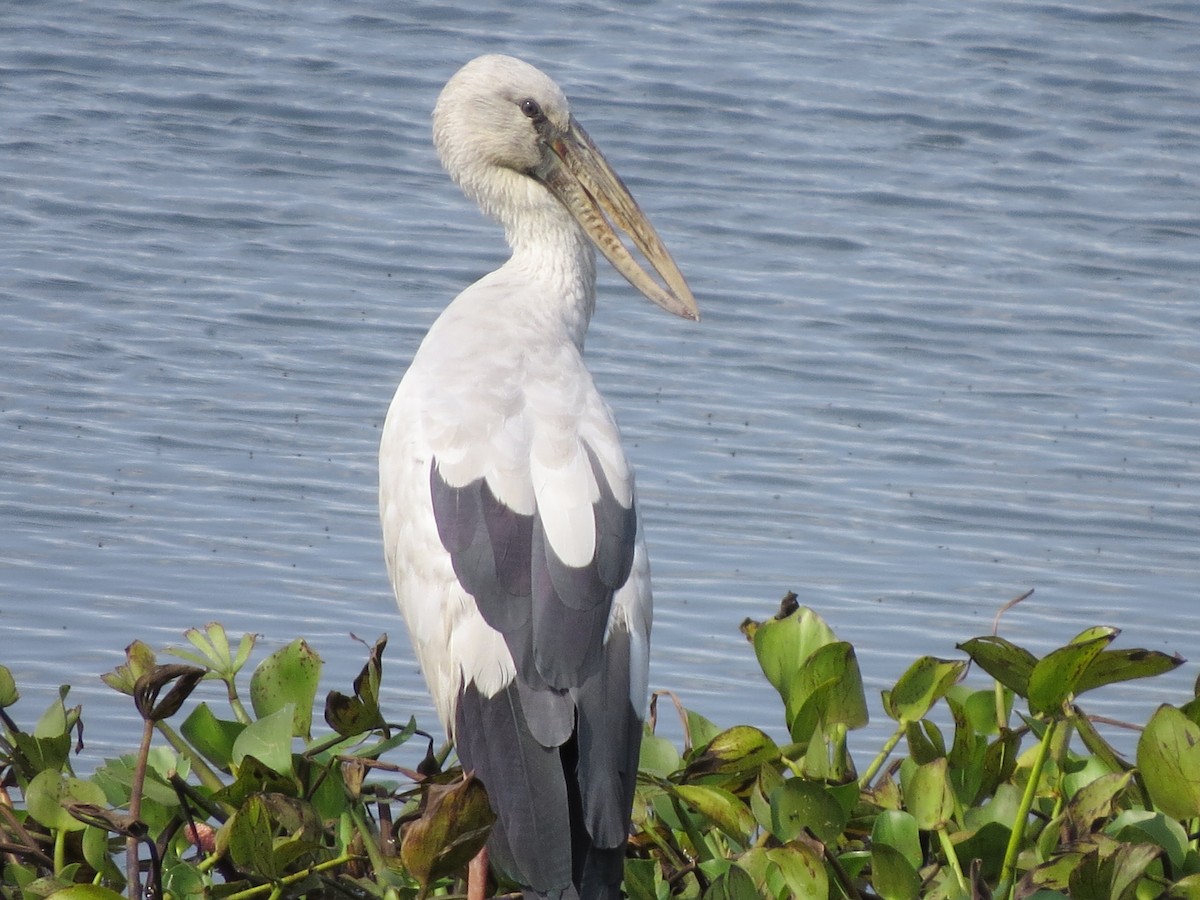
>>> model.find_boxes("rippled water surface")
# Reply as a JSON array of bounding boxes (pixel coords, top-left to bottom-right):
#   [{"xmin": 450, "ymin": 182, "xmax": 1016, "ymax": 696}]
[{"xmin": 3, "ymin": 1, "xmax": 1198, "ymax": 760}]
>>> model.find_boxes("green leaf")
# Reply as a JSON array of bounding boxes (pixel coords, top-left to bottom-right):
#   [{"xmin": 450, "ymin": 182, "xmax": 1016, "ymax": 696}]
[
  {"xmin": 45, "ymin": 886, "xmax": 128, "ymax": 900},
  {"xmin": 768, "ymin": 778, "xmax": 847, "ymax": 845},
  {"xmin": 958, "ymin": 635, "xmax": 1036, "ymax": 697},
  {"xmin": 400, "ymin": 774, "xmax": 495, "ymax": 891},
  {"xmin": 639, "ymin": 730, "xmax": 682, "ymax": 779},
  {"xmin": 685, "ymin": 708, "xmax": 723, "ymax": 751},
  {"xmin": 0, "ymin": 664, "xmax": 18, "ymax": 707},
  {"xmin": 1027, "ymin": 630, "xmax": 1116, "ymax": 717},
  {"xmin": 24, "ymin": 770, "xmax": 107, "ymax": 832},
  {"xmin": 684, "ymin": 726, "xmax": 780, "ymax": 784},
  {"xmin": 226, "ymin": 794, "xmax": 277, "ymax": 880},
  {"xmin": 883, "ymin": 657, "xmax": 966, "ymax": 724},
  {"xmin": 701, "ymin": 863, "xmax": 758, "ymax": 900},
  {"xmin": 672, "ymin": 784, "xmax": 757, "ymax": 845},
  {"xmin": 787, "ymin": 641, "xmax": 869, "ymax": 742},
  {"xmin": 1108, "ymin": 810, "xmax": 1189, "ymax": 871},
  {"xmin": 623, "ymin": 857, "xmax": 667, "ymax": 900},
  {"xmin": 903, "ymin": 757, "xmax": 955, "ymax": 831},
  {"xmin": 1166, "ymin": 875, "xmax": 1200, "ymax": 899},
  {"xmin": 1074, "ymin": 648, "xmax": 1185, "ymax": 696},
  {"xmin": 250, "ymin": 638, "xmax": 322, "ymax": 739},
  {"xmin": 872, "ymin": 810, "xmax": 922, "ymax": 870},
  {"xmin": 1063, "ymin": 771, "xmax": 1132, "ymax": 840},
  {"xmin": 11, "ymin": 729, "xmax": 72, "ymax": 776},
  {"xmin": 181, "ymin": 702, "xmax": 245, "ymax": 770},
  {"xmin": 870, "ymin": 842, "xmax": 922, "ymax": 900},
  {"xmin": 749, "ymin": 603, "xmax": 838, "ymax": 709},
  {"xmin": 763, "ymin": 844, "xmax": 827, "ymax": 899},
  {"xmin": 232, "ymin": 705, "xmax": 296, "ymax": 777},
  {"xmin": 1137, "ymin": 704, "xmax": 1200, "ymax": 820},
  {"xmin": 323, "ymin": 636, "xmax": 387, "ymax": 737}
]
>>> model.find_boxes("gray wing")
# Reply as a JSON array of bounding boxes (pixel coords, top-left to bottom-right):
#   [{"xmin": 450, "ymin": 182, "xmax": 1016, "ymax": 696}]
[{"xmin": 429, "ymin": 440, "xmax": 641, "ymax": 898}]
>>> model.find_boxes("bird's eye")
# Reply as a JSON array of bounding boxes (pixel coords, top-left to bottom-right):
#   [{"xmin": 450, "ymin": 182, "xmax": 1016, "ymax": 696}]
[{"xmin": 519, "ymin": 98, "xmax": 544, "ymax": 121}]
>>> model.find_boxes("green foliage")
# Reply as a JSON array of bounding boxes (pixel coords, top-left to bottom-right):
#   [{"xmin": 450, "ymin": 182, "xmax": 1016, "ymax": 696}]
[
  {"xmin": 634, "ymin": 594, "xmax": 1193, "ymax": 900},
  {"xmin": 0, "ymin": 596, "xmax": 1196, "ymax": 900}
]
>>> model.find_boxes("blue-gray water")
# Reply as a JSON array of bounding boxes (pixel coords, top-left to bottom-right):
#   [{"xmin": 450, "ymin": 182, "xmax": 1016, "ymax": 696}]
[{"xmin": 3, "ymin": 1, "xmax": 1198, "ymax": 765}]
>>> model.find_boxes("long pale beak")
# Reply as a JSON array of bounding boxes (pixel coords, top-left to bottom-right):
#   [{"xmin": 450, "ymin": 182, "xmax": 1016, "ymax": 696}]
[{"xmin": 534, "ymin": 115, "xmax": 699, "ymax": 322}]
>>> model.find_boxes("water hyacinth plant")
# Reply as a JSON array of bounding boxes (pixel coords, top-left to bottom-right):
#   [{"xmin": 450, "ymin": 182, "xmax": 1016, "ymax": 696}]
[{"xmin": 1, "ymin": 594, "xmax": 1198, "ymax": 899}]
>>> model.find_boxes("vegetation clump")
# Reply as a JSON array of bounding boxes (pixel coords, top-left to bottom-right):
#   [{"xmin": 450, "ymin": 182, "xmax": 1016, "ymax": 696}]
[{"xmin": 2, "ymin": 593, "xmax": 1198, "ymax": 899}]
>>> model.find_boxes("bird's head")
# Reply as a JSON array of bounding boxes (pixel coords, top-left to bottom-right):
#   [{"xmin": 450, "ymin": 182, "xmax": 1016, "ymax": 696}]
[{"xmin": 432, "ymin": 54, "xmax": 698, "ymax": 321}]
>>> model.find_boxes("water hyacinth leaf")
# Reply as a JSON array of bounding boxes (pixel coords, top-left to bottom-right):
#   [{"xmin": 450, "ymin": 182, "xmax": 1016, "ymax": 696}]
[
  {"xmin": 745, "ymin": 600, "xmax": 838, "ymax": 710},
  {"xmin": 623, "ymin": 857, "xmax": 667, "ymax": 900},
  {"xmin": 11, "ymin": 729, "xmax": 71, "ymax": 777},
  {"xmin": 872, "ymin": 810, "xmax": 922, "ymax": 870},
  {"xmin": 1068, "ymin": 840, "xmax": 1160, "ymax": 900},
  {"xmin": 953, "ymin": 820, "xmax": 1011, "ymax": 882},
  {"xmin": 672, "ymin": 784, "xmax": 757, "ymax": 845},
  {"xmin": 763, "ymin": 844, "xmax": 826, "ymax": 898},
  {"xmin": 249, "ymin": 638, "xmax": 322, "ymax": 739},
  {"xmin": 0, "ymin": 664, "xmax": 17, "ymax": 707},
  {"xmin": 700, "ymin": 863, "xmax": 758, "ymax": 900},
  {"xmin": 81, "ymin": 824, "xmax": 115, "ymax": 875},
  {"xmin": 1073, "ymin": 648, "xmax": 1185, "ymax": 696},
  {"xmin": 787, "ymin": 642, "xmax": 868, "ymax": 742},
  {"xmin": 181, "ymin": 702, "xmax": 245, "ymax": 770},
  {"xmin": 1064, "ymin": 771, "xmax": 1132, "ymax": 840},
  {"xmin": 904, "ymin": 757, "xmax": 955, "ymax": 831},
  {"xmin": 42, "ymin": 886, "xmax": 127, "ymax": 900},
  {"xmin": 958, "ymin": 636, "xmax": 1036, "ymax": 697},
  {"xmin": 1027, "ymin": 631, "xmax": 1115, "ymax": 717},
  {"xmin": 24, "ymin": 770, "xmax": 107, "ymax": 832},
  {"xmin": 905, "ymin": 719, "xmax": 945, "ymax": 765},
  {"xmin": 1137, "ymin": 705, "xmax": 1200, "ymax": 821},
  {"xmin": 324, "ymin": 636, "xmax": 387, "ymax": 737},
  {"xmin": 883, "ymin": 657, "xmax": 966, "ymax": 724},
  {"xmin": 1069, "ymin": 625, "xmax": 1120, "ymax": 645},
  {"xmin": 231, "ymin": 705, "xmax": 296, "ymax": 777},
  {"xmin": 738, "ymin": 844, "xmax": 827, "ymax": 900},
  {"xmin": 400, "ymin": 774, "xmax": 494, "ymax": 890},
  {"xmin": 639, "ymin": 730, "xmax": 682, "ymax": 780},
  {"xmin": 686, "ymin": 707, "xmax": 723, "ymax": 751},
  {"xmin": 870, "ymin": 842, "xmax": 921, "ymax": 900},
  {"xmin": 226, "ymin": 793, "xmax": 277, "ymax": 880},
  {"xmin": 34, "ymin": 691, "xmax": 71, "ymax": 739},
  {"xmin": 769, "ymin": 778, "xmax": 847, "ymax": 845},
  {"xmin": 1167, "ymin": 875, "xmax": 1200, "ymax": 898},
  {"xmin": 684, "ymin": 725, "xmax": 780, "ymax": 783},
  {"xmin": 1109, "ymin": 810, "xmax": 1189, "ymax": 871}
]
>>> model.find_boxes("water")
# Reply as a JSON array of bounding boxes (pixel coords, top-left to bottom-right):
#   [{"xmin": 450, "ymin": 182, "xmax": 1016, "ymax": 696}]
[{"xmin": 3, "ymin": 1, "xmax": 1198, "ymax": 767}]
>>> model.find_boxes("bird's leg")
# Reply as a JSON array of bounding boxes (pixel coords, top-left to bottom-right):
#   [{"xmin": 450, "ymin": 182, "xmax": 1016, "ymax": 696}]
[{"xmin": 467, "ymin": 846, "xmax": 489, "ymax": 900}]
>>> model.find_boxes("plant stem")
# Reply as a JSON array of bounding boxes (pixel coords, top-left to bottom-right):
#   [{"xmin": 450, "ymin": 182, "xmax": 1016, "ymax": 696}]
[
  {"xmin": 349, "ymin": 806, "xmax": 390, "ymax": 878},
  {"xmin": 858, "ymin": 723, "xmax": 905, "ymax": 789},
  {"xmin": 996, "ymin": 717, "xmax": 1058, "ymax": 900},
  {"xmin": 936, "ymin": 826, "xmax": 967, "ymax": 896},
  {"xmin": 221, "ymin": 852, "xmax": 355, "ymax": 900},
  {"xmin": 53, "ymin": 827, "xmax": 66, "ymax": 876},
  {"xmin": 224, "ymin": 676, "xmax": 252, "ymax": 726},
  {"xmin": 127, "ymin": 717, "xmax": 154, "ymax": 899}
]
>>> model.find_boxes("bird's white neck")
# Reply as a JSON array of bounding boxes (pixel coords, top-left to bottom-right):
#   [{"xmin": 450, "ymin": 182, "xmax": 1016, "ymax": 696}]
[{"xmin": 495, "ymin": 178, "xmax": 597, "ymax": 350}]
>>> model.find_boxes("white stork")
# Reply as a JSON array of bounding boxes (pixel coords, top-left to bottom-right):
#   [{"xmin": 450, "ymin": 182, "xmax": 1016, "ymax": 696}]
[{"xmin": 379, "ymin": 54, "xmax": 698, "ymax": 900}]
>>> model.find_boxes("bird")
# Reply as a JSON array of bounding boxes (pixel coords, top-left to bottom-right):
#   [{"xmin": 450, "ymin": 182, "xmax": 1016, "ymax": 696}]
[{"xmin": 378, "ymin": 54, "xmax": 698, "ymax": 900}]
